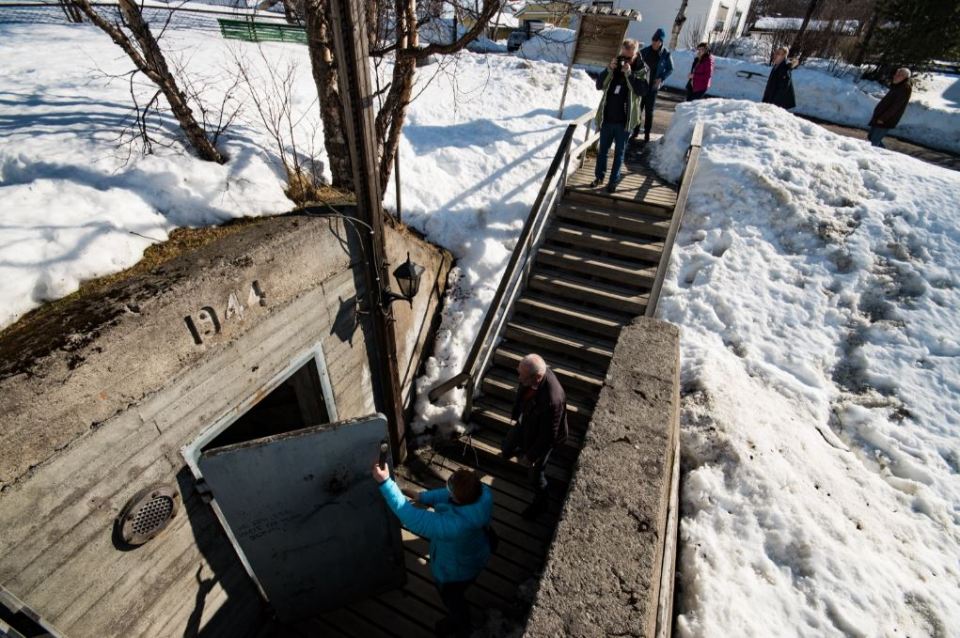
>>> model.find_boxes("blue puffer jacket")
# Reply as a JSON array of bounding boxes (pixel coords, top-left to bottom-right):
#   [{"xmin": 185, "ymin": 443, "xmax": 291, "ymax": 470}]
[
  {"xmin": 640, "ymin": 44, "xmax": 674, "ymax": 90},
  {"xmin": 378, "ymin": 478, "xmax": 493, "ymax": 584}
]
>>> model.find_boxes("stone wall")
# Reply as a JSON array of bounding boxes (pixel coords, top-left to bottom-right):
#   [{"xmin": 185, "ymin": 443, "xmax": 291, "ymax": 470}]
[{"xmin": 523, "ymin": 318, "xmax": 681, "ymax": 638}]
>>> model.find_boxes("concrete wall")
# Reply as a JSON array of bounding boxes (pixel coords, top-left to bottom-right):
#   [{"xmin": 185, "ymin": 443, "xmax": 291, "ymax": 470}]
[
  {"xmin": 0, "ymin": 212, "xmax": 451, "ymax": 637},
  {"xmin": 523, "ymin": 317, "xmax": 680, "ymax": 638}
]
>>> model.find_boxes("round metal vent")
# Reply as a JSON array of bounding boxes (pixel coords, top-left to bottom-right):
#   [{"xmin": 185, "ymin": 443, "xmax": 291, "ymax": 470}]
[{"xmin": 116, "ymin": 484, "xmax": 179, "ymax": 547}]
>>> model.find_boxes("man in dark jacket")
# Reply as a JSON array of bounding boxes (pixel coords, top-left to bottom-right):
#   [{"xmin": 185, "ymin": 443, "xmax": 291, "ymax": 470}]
[
  {"xmin": 632, "ymin": 27, "xmax": 673, "ymax": 144},
  {"xmin": 762, "ymin": 46, "xmax": 796, "ymax": 110},
  {"xmin": 501, "ymin": 353, "xmax": 568, "ymax": 519},
  {"xmin": 868, "ymin": 67, "xmax": 912, "ymax": 148}
]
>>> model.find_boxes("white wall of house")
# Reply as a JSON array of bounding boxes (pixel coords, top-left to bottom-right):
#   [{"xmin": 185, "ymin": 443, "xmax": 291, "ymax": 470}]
[{"xmin": 615, "ymin": 0, "xmax": 752, "ymax": 50}]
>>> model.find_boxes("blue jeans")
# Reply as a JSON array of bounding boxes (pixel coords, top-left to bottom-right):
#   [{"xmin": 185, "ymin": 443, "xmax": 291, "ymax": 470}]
[
  {"xmin": 868, "ymin": 126, "xmax": 890, "ymax": 148},
  {"xmin": 595, "ymin": 121, "xmax": 630, "ymax": 184}
]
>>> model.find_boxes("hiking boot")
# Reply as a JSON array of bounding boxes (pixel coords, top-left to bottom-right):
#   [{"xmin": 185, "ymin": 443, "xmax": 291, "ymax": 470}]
[
  {"xmin": 606, "ymin": 177, "xmax": 622, "ymax": 193},
  {"xmin": 589, "ymin": 177, "xmax": 603, "ymax": 188}
]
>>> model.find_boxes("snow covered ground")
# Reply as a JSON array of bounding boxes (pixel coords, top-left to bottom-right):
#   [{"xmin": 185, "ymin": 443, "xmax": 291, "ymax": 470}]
[
  {"xmin": 652, "ymin": 100, "xmax": 960, "ymax": 636},
  {"xmin": 0, "ymin": 12, "xmax": 597, "ymax": 377},
  {"xmin": 665, "ymin": 48, "xmax": 960, "ymax": 154}
]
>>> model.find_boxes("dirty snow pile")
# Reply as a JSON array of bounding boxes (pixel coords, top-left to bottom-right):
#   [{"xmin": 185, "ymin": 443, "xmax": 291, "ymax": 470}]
[
  {"xmin": 652, "ymin": 100, "xmax": 960, "ymax": 636},
  {"xmin": 663, "ymin": 48, "xmax": 960, "ymax": 154},
  {"xmin": 0, "ymin": 16, "xmax": 596, "ymax": 337}
]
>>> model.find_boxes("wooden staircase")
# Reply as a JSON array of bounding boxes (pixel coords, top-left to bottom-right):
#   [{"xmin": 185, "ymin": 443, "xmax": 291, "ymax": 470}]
[{"xmin": 283, "ymin": 122, "xmax": 703, "ymax": 638}]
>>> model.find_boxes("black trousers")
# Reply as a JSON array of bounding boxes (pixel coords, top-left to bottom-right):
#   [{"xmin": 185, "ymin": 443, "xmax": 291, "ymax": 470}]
[
  {"xmin": 501, "ymin": 424, "xmax": 551, "ymax": 503},
  {"xmin": 634, "ymin": 90, "xmax": 658, "ymax": 138},
  {"xmin": 437, "ymin": 580, "xmax": 474, "ymax": 635}
]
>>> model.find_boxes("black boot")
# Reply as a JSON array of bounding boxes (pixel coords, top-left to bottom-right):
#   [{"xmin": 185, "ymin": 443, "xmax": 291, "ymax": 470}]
[{"xmin": 589, "ymin": 177, "xmax": 603, "ymax": 188}]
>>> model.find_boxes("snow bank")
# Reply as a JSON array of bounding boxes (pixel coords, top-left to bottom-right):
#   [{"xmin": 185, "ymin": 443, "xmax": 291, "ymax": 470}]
[
  {"xmin": 0, "ymin": 23, "xmax": 307, "ymax": 329},
  {"xmin": 517, "ymin": 26, "xmax": 575, "ymax": 65},
  {"xmin": 652, "ymin": 100, "xmax": 960, "ymax": 636},
  {"xmin": 665, "ymin": 48, "xmax": 960, "ymax": 153}
]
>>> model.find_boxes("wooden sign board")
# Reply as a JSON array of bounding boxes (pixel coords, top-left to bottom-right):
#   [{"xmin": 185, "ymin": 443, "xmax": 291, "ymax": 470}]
[
  {"xmin": 557, "ymin": 11, "xmax": 639, "ymax": 117},
  {"xmin": 574, "ymin": 14, "xmax": 632, "ymax": 66}
]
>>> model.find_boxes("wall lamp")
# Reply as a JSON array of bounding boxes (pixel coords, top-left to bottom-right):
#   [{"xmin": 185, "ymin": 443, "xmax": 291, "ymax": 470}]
[{"xmin": 383, "ymin": 253, "xmax": 424, "ymax": 307}]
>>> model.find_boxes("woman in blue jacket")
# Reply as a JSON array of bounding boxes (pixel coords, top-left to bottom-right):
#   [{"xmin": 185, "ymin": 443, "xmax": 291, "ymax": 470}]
[{"xmin": 374, "ymin": 465, "xmax": 493, "ymax": 636}]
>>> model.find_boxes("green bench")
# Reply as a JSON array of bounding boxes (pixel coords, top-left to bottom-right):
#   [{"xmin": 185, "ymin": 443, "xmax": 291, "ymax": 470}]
[{"xmin": 217, "ymin": 17, "xmax": 307, "ymax": 44}]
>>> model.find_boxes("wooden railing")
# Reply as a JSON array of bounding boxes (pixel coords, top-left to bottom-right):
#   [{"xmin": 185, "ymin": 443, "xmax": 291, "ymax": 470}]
[
  {"xmin": 427, "ymin": 116, "xmax": 704, "ymax": 421},
  {"xmin": 644, "ymin": 121, "xmax": 704, "ymax": 317},
  {"xmin": 427, "ymin": 110, "xmax": 597, "ymax": 415}
]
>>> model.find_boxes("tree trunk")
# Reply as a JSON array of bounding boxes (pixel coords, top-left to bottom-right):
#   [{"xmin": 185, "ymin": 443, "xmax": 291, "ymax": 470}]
[
  {"xmin": 791, "ymin": 0, "xmax": 822, "ymax": 57},
  {"xmin": 303, "ymin": 0, "xmax": 354, "ymax": 190},
  {"xmin": 670, "ymin": 0, "xmax": 689, "ymax": 50},
  {"xmin": 853, "ymin": 7, "xmax": 880, "ymax": 67},
  {"xmin": 69, "ymin": 0, "xmax": 225, "ymax": 163}
]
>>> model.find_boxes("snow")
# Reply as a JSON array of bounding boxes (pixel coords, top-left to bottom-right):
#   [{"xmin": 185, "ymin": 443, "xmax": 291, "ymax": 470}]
[
  {"xmin": 652, "ymin": 99, "xmax": 960, "ymax": 637},
  {"xmin": 0, "ymin": 14, "xmax": 598, "ymax": 396},
  {"xmin": 754, "ymin": 16, "xmax": 860, "ymax": 34},
  {"xmin": 664, "ymin": 48, "xmax": 960, "ymax": 153},
  {"xmin": 516, "ymin": 26, "xmax": 576, "ymax": 64}
]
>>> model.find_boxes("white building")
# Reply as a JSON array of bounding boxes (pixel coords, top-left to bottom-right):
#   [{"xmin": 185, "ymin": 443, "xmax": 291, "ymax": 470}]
[{"xmin": 587, "ymin": 0, "xmax": 754, "ymax": 49}]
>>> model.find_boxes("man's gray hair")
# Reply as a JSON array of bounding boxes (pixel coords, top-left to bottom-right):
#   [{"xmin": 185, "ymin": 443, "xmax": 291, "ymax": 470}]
[
  {"xmin": 520, "ymin": 353, "xmax": 547, "ymax": 377},
  {"xmin": 622, "ymin": 38, "xmax": 638, "ymax": 50},
  {"xmin": 774, "ymin": 45, "xmax": 789, "ymax": 56},
  {"xmin": 896, "ymin": 67, "xmax": 912, "ymax": 79}
]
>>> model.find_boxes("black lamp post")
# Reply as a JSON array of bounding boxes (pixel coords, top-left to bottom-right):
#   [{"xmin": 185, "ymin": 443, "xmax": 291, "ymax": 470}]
[{"xmin": 384, "ymin": 252, "xmax": 424, "ymax": 307}]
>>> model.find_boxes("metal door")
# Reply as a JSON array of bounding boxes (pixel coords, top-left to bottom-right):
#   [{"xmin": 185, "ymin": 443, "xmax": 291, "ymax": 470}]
[{"xmin": 197, "ymin": 414, "xmax": 405, "ymax": 622}]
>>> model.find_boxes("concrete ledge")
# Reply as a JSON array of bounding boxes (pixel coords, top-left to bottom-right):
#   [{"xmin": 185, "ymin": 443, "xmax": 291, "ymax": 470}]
[{"xmin": 524, "ymin": 317, "xmax": 680, "ymax": 638}]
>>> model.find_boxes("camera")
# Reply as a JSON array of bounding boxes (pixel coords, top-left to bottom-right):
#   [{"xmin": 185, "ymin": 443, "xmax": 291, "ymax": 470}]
[{"xmin": 616, "ymin": 55, "xmax": 629, "ymax": 72}]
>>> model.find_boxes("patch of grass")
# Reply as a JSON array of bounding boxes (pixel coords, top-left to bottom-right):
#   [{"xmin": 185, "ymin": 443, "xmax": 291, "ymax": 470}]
[{"xmin": 0, "ymin": 217, "xmax": 269, "ymax": 343}]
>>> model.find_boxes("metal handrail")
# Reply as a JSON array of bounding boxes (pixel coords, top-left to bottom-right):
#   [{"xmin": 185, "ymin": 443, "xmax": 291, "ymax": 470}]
[
  {"xmin": 645, "ymin": 121, "xmax": 704, "ymax": 317},
  {"xmin": 427, "ymin": 113, "xmax": 597, "ymax": 410}
]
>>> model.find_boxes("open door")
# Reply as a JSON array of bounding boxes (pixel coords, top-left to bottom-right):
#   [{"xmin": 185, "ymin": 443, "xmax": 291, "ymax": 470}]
[{"xmin": 196, "ymin": 414, "xmax": 406, "ymax": 622}]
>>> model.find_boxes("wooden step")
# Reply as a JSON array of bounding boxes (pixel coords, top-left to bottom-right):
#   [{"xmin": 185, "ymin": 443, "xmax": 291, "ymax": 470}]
[
  {"xmin": 555, "ymin": 202, "xmax": 670, "ymax": 238},
  {"xmin": 478, "ymin": 376, "xmax": 595, "ymax": 425},
  {"xmin": 470, "ymin": 425, "xmax": 581, "ymax": 465},
  {"xmin": 549, "ymin": 222, "xmax": 664, "ymax": 262},
  {"xmin": 444, "ymin": 434, "xmax": 573, "ymax": 485},
  {"xmin": 471, "ymin": 396, "xmax": 591, "ymax": 433},
  {"xmin": 528, "ymin": 269, "xmax": 648, "ymax": 315},
  {"xmin": 513, "ymin": 294, "xmax": 626, "ymax": 339},
  {"xmin": 504, "ymin": 320, "xmax": 614, "ymax": 367},
  {"xmin": 538, "ymin": 244, "xmax": 658, "ymax": 288},
  {"xmin": 565, "ymin": 187, "xmax": 675, "ymax": 215},
  {"xmin": 493, "ymin": 344, "xmax": 605, "ymax": 394}
]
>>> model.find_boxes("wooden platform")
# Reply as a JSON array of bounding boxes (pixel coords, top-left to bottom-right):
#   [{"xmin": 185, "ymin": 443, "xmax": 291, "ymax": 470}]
[
  {"xmin": 568, "ymin": 155, "xmax": 678, "ymax": 209},
  {"xmin": 258, "ymin": 146, "xmax": 681, "ymax": 638}
]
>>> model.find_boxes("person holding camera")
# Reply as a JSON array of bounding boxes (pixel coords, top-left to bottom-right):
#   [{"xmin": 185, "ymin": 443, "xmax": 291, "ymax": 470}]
[
  {"xmin": 591, "ymin": 38, "xmax": 648, "ymax": 193},
  {"xmin": 373, "ymin": 465, "xmax": 493, "ymax": 637}
]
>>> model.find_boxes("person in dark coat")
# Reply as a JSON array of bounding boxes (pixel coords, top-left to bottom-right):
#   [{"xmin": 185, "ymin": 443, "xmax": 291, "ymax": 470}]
[
  {"xmin": 686, "ymin": 42, "xmax": 714, "ymax": 101},
  {"xmin": 762, "ymin": 46, "xmax": 796, "ymax": 110},
  {"xmin": 632, "ymin": 27, "xmax": 674, "ymax": 144},
  {"xmin": 868, "ymin": 67, "xmax": 912, "ymax": 148},
  {"xmin": 501, "ymin": 353, "xmax": 568, "ymax": 519}
]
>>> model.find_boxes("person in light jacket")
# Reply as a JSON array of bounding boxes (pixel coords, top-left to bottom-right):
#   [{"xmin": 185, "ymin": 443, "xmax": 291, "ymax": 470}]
[
  {"xmin": 686, "ymin": 42, "xmax": 714, "ymax": 101},
  {"xmin": 591, "ymin": 38, "xmax": 649, "ymax": 192},
  {"xmin": 868, "ymin": 67, "xmax": 912, "ymax": 148},
  {"xmin": 762, "ymin": 46, "xmax": 797, "ymax": 110},
  {"xmin": 374, "ymin": 466, "xmax": 493, "ymax": 637}
]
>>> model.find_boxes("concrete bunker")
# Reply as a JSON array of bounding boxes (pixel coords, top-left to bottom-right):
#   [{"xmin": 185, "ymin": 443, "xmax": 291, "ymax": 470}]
[{"xmin": 0, "ymin": 211, "xmax": 452, "ymax": 637}]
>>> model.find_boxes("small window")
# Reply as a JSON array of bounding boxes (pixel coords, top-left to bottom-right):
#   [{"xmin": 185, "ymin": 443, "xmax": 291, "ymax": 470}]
[{"xmin": 713, "ymin": 4, "xmax": 729, "ymax": 32}]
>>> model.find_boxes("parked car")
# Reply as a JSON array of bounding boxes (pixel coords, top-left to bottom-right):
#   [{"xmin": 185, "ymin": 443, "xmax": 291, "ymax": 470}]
[{"xmin": 507, "ymin": 20, "xmax": 546, "ymax": 52}]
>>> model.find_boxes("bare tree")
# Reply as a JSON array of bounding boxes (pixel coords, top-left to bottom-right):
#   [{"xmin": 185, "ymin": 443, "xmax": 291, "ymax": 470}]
[
  {"xmin": 302, "ymin": 0, "xmax": 498, "ymax": 199},
  {"xmin": 670, "ymin": 0, "xmax": 690, "ymax": 50},
  {"xmin": 68, "ymin": 0, "xmax": 227, "ymax": 163},
  {"xmin": 790, "ymin": 0, "xmax": 822, "ymax": 57},
  {"xmin": 58, "ymin": 0, "xmax": 84, "ymax": 23}
]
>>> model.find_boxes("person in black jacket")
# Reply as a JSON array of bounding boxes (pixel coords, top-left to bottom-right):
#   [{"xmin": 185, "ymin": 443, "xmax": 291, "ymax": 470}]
[
  {"xmin": 868, "ymin": 67, "xmax": 912, "ymax": 148},
  {"xmin": 501, "ymin": 353, "xmax": 568, "ymax": 519},
  {"xmin": 762, "ymin": 46, "xmax": 796, "ymax": 110}
]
